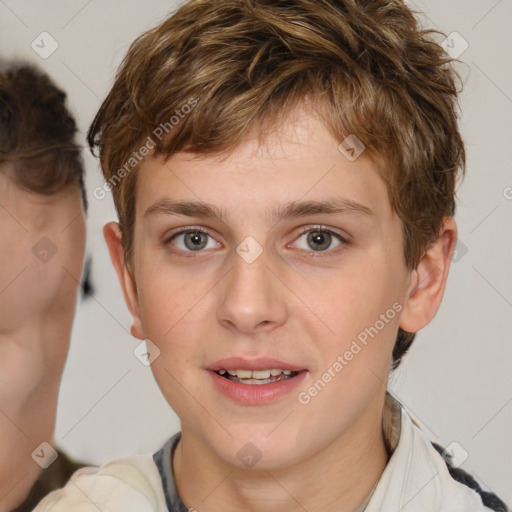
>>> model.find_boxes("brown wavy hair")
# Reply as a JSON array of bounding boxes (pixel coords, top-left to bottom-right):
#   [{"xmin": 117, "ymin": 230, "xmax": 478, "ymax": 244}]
[
  {"xmin": 88, "ymin": 0, "xmax": 465, "ymax": 369},
  {"xmin": 0, "ymin": 62, "xmax": 87, "ymax": 211}
]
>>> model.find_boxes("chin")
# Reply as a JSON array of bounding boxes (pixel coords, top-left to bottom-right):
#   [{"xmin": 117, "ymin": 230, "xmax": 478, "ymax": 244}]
[{"xmin": 210, "ymin": 427, "xmax": 305, "ymax": 471}]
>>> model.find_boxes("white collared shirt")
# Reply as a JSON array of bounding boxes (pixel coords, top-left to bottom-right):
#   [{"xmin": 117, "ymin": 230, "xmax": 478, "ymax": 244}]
[{"xmin": 34, "ymin": 394, "xmax": 501, "ymax": 512}]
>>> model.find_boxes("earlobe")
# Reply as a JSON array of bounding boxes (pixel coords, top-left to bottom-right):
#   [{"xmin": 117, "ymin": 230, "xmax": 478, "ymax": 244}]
[
  {"xmin": 103, "ymin": 222, "xmax": 145, "ymax": 340},
  {"xmin": 399, "ymin": 218, "xmax": 458, "ymax": 333}
]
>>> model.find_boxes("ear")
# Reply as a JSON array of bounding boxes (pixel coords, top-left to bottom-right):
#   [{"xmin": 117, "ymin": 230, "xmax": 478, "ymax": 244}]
[
  {"xmin": 400, "ymin": 217, "xmax": 457, "ymax": 333},
  {"xmin": 103, "ymin": 222, "xmax": 144, "ymax": 340}
]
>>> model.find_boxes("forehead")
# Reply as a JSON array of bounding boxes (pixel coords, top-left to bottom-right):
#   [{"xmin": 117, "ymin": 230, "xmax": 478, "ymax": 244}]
[
  {"xmin": 0, "ymin": 170, "xmax": 82, "ymax": 225},
  {"xmin": 136, "ymin": 111, "xmax": 392, "ymax": 221}
]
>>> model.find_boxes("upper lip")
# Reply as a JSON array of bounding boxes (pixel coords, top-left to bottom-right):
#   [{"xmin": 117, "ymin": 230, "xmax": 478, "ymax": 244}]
[{"xmin": 208, "ymin": 357, "xmax": 306, "ymax": 372}]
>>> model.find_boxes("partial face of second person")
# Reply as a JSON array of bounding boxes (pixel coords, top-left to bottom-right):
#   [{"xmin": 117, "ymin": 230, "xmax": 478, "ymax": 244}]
[
  {"xmin": 0, "ymin": 169, "xmax": 86, "ymax": 404},
  {"xmin": 106, "ymin": 108, "xmax": 453, "ymax": 471}
]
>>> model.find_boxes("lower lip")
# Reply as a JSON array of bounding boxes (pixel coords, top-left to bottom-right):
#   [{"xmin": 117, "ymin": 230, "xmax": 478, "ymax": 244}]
[{"xmin": 208, "ymin": 370, "xmax": 308, "ymax": 405}]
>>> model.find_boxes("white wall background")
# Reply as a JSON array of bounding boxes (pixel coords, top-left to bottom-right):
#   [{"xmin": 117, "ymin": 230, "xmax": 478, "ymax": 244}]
[{"xmin": 1, "ymin": 0, "xmax": 510, "ymax": 505}]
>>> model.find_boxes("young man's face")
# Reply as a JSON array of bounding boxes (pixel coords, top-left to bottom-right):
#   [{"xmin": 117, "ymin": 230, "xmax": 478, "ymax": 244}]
[
  {"xmin": 0, "ymin": 170, "xmax": 86, "ymax": 432},
  {"xmin": 111, "ymin": 110, "xmax": 418, "ymax": 468},
  {"xmin": 0, "ymin": 172, "xmax": 86, "ymax": 346},
  {"xmin": 0, "ymin": 171, "xmax": 86, "ymax": 510}
]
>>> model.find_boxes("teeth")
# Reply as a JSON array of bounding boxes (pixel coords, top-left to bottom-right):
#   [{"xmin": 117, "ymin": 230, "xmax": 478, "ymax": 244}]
[
  {"xmin": 218, "ymin": 368, "xmax": 295, "ymax": 379},
  {"xmin": 252, "ymin": 370, "xmax": 271, "ymax": 379}
]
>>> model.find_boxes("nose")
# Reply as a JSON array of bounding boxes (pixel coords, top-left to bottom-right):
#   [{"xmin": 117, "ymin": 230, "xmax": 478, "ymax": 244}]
[{"xmin": 216, "ymin": 249, "xmax": 288, "ymax": 335}]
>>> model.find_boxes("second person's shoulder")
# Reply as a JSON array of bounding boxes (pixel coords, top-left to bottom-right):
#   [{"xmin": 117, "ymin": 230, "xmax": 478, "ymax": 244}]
[{"xmin": 33, "ymin": 455, "xmax": 167, "ymax": 512}]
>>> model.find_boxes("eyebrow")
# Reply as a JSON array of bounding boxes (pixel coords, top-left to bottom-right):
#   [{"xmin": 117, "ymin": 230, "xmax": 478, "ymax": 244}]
[{"xmin": 143, "ymin": 197, "xmax": 374, "ymax": 223}]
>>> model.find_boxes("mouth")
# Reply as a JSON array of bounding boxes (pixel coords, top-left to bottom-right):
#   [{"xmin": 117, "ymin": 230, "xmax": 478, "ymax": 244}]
[
  {"xmin": 214, "ymin": 368, "xmax": 300, "ymax": 385},
  {"xmin": 207, "ymin": 357, "xmax": 307, "ymax": 404}
]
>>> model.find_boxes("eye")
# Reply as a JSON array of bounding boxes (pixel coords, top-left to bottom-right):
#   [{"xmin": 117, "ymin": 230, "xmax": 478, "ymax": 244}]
[
  {"xmin": 293, "ymin": 227, "xmax": 346, "ymax": 252},
  {"xmin": 166, "ymin": 229, "xmax": 220, "ymax": 252}
]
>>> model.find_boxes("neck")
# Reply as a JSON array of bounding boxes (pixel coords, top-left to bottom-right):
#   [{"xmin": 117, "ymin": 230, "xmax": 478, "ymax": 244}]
[
  {"xmin": 0, "ymin": 322, "xmax": 64, "ymax": 512},
  {"xmin": 173, "ymin": 392, "xmax": 388, "ymax": 512}
]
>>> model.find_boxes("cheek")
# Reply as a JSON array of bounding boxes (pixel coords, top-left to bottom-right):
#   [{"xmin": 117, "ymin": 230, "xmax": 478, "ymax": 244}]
[
  {"xmin": 297, "ymin": 256, "xmax": 402, "ymax": 336},
  {"xmin": 292, "ymin": 252, "xmax": 405, "ymax": 390},
  {"xmin": 137, "ymin": 270, "xmax": 213, "ymax": 423},
  {"xmin": 136, "ymin": 261, "xmax": 213, "ymax": 355},
  {"xmin": 293, "ymin": 266, "xmax": 401, "ymax": 433},
  {"xmin": 0, "ymin": 221, "xmax": 27, "ymax": 276}
]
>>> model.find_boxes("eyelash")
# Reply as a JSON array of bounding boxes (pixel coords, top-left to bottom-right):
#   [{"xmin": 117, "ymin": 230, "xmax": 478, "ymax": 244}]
[{"xmin": 163, "ymin": 225, "xmax": 349, "ymax": 257}]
